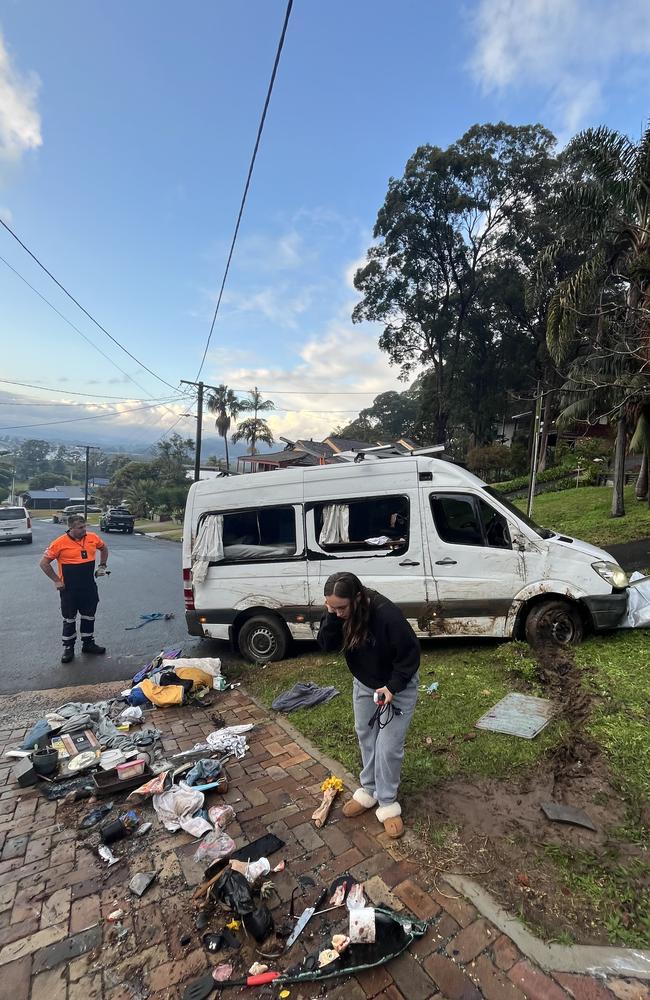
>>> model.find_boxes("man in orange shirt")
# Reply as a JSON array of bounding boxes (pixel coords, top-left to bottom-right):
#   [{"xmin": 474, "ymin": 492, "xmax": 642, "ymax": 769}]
[{"xmin": 39, "ymin": 514, "xmax": 109, "ymax": 664}]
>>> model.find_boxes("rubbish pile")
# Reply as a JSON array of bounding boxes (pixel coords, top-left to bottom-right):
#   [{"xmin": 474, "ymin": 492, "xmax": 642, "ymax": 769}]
[{"xmin": 6, "ymin": 644, "xmax": 430, "ymax": 996}]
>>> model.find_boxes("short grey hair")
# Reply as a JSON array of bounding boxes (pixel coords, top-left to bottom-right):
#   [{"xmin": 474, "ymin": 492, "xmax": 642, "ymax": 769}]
[{"xmin": 67, "ymin": 514, "xmax": 86, "ymax": 528}]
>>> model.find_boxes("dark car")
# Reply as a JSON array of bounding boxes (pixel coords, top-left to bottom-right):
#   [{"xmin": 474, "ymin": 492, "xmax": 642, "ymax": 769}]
[{"xmin": 100, "ymin": 507, "xmax": 135, "ymax": 534}]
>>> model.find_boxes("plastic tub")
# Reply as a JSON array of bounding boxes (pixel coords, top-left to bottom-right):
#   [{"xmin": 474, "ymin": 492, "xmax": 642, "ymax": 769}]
[{"xmin": 117, "ymin": 758, "xmax": 146, "ymax": 781}]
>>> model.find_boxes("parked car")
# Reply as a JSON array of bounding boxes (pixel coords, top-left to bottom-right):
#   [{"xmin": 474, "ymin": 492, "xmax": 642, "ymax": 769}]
[
  {"xmin": 100, "ymin": 507, "xmax": 135, "ymax": 533},
  {"xmin": 0, "ymin": 506, "xmax": 32, "ymax": 544},
  {"xmin": 182, "ymin": 451, "xmax": 630, "ymax": 662}
]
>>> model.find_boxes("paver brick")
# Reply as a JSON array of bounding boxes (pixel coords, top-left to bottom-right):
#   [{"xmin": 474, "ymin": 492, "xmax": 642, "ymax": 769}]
[
  {"xmin": 356, "ymin": 962, "xmax": 393, "ymax": 997},
  {"xmin": 508, "ymin": 959, "xmax": 570, "ymax": 1000},
  {"xmin": 554, "ymin": 973, "xmax": 616, "ymax": 1000},
  {"xmin": 472, "ymin": 954, "xmax": 527, "ymax": 1000},
  {"xmin": 363, "ymin": 875, "xmax": 404, "ymax": 910},
  {"xmin": 292, "ymin": 821, "xmax": 325, "ymax": 852},
  {"xmin": 608, "ymin": 982, "xmax": 650, "ymax": 1000},
  {"xmin": 393, "ymin": 878, "xmax": 442, "ymax": 920},
  {"xmin": 30, "ymin": 965, "xmax": 68, "ymax": 1000},
  {"xmin": 68, "ymin": 972, "xmax": 101, "ymax": 999},
  {"xmin": 32, "ymin": 925, "xmax": 102, "ymax": 974},
  {"xmin": 0, "ymin": 921, "xmax": 67, "ymax": 965},
  {"xmin": 423, "ymin": 952, "xmax": 483, "ymax": 999},
  {"xmin": 431, "ymin": 879, "xmax": 478, "ymax": 927},
  {"xmin": 69, "ymin": 894, "xmax": 100, "ymax": 934},
  {"xmin": 388, "ymin": 949, "xmax": 437, "ymax": 1000},
  {"xmin": 2, "ymin": 955, "xmax": 31, "ymax": 1000},
  {"xmin": 492, "ymin": 932, "xmax": 521, "ymax": 970},
  {"xmin": 447, "ymin": 916, "xmax": 495, "ymax": 962}
]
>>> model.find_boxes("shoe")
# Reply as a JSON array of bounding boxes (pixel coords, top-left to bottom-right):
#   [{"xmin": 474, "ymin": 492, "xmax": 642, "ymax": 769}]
[
  {"xmin": 82, "ymin": 641, "xmax": 106, "ymax": 655},
  {"xmin": 342, "ymin": 788, "xmax": 377, "ymax": 818},
  {"xmin": 61, "ymin": 648, "xmax": 75, "ymax": 664},
  {"xmin": 376, "ymin": 803, "xmax": 404, "ymax": 839}
]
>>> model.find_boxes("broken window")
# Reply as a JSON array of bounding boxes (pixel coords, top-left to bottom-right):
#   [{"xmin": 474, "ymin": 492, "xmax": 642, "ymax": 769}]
[
  {"xmin": 210, "ymin": 506, "xmax": 298, "ymax": 562},
  {"xmin": 430, "ymin": 494, "xmax": 511, "ymax": 549},
  {"xmin": 314, "ymin": 495, "xmax": 409, "ymax": 555}
]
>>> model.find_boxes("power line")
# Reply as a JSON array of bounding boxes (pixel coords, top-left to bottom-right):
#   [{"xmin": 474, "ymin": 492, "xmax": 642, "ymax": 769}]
[
  {"xmin": 0, "ymin": 220, "xmax": 179, "ymax": 393},
  {"xmin": 0, "ymin": 397, "xmax": 183, "ymax": 432},
  {"xmin": 0, "ymin": 376, "xmax": 173, "ymax": 402},
  {"xmin": 195, "ymin": 0, "xmax": 294, "ymax": 380}
]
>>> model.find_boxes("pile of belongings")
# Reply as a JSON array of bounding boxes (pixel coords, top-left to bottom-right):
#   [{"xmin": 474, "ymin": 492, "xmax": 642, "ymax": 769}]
[{"xmin": 127, "ymin": 654, "xmax": 223, "ymax": 708}]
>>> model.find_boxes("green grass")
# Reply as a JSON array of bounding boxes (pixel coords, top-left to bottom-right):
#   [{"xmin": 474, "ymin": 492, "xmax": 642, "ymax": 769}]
[
  {"xmin": 134, "ymin": 520, "xmax": 182, "ymax": 541},
  {"xmin": 240, "ymin": 641, "xmax": 563, "ymax": 795},
  {"xmin": 515, "ymin": 485, "xmax": 650, "ymax": 547}
]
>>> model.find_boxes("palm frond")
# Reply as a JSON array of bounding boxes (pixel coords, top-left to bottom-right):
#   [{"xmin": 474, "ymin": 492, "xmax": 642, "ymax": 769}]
[
  {"xmin": 566, "ymin": 126, "xmax": 636, "ymax": 182},
  {"xmin": 546, "ymin": 251, "xmax": 605, "ymax": 362}
]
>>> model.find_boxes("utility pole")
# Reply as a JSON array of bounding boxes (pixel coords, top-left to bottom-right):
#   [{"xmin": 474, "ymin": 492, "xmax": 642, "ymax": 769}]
[
  {"xmin": 526, "ymin": 386, "xmax": 543, "ymax": 519},
  {"xmin": 78, "ymin": 445, "xmax": 100, "ymax": 520},
  {"xmin": 180, "ymin": 379, "xmax": 205, "ymax": 482}
]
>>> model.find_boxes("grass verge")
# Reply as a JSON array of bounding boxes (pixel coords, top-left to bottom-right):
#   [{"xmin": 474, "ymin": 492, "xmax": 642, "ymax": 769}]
[{"xmin": 515, "ymin": 484, "xmax": 650, "ymax": 547}]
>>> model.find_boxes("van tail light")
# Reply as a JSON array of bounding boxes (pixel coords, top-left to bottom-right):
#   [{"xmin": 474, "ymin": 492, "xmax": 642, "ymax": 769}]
[
  {"xmin": 27, "ymin": 517, "xmax": 31, "ymax": 529},
  {"xmin": 182, "ymin": 567, "xmax": 195, "ymax": 610}
]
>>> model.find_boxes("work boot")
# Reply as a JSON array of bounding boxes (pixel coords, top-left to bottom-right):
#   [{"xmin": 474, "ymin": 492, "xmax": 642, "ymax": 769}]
[
  {"xmin": 61, "ymin": 647, "xmax": 75, "ymax": 664},
  {"xmin": 342, "ymin": 788, "xmax": 377, "ymax": 818},
  {"xmin": 82, "ymin": 641, "xmax": 106, "ymax": 655}
]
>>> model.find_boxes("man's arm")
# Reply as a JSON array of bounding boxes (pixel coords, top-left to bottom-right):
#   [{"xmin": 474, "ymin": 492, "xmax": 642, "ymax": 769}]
[
  {"xmin": 98, "ymin": 540, "xmax": 109, "ymax": 566},
  {"xmin": 39, "ymin": 555, "xmax": 64, "ymax": 589}
]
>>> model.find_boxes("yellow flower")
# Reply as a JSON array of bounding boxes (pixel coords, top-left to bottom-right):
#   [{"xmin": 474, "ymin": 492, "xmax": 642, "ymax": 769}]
[
  {"xmin": 321, "ymin": 775, "xmax": 344, "ymax": 794},
  {"xmin": 225, "ymin": 918, "xmax": 241, "ymax": 931}
]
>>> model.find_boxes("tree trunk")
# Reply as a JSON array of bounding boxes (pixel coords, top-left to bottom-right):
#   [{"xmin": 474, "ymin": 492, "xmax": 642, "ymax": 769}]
[
  {"xmin": 611, "ymin": 413, "xmax": 627, "ymax": 518},
  {"xmin": 224, "ymin": 435, "xmax": 230, "ymax": 472},
  {"xmin": 636, "ymin": 450, "xmax": 648, "ymax": 501}
]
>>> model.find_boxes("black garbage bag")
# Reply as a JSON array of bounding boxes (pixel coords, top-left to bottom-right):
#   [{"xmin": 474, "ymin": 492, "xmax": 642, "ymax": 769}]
[
  {"xmin": 243, "ymin": 902, "xmax": 274, "ymax": 942},
  {"xmin": 211, "ymin": 869, "xmax": 254, "ymax": 916}
]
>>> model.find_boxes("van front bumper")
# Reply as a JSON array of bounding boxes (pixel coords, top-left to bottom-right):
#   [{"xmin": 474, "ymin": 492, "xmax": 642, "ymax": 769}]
[{"xmin": 582, "ymin": 592, "xmax": 628, "ymax": 630}]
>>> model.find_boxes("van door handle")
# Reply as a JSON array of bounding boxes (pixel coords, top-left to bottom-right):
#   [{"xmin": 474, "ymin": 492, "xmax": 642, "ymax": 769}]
[
  {"xmin": 435, "ymin": 557, "xmax": 457, "ymax": 565},
  {"xmin": 399, "ymin": 559, "xmax": 420, "ymax": 567}
]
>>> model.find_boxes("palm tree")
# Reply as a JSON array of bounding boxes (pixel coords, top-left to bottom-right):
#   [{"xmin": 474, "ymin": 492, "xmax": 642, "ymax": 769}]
[
  {"xmin": 537, "ymin": 124, "xmax": 650, "ymax": 515},
  {"xmin": 232, "ymin": 388, "xmax": 275, "ymax": 455},
  {"xmin": 206, "ymin": 385, "xmax": 240, "ymax": 472}
]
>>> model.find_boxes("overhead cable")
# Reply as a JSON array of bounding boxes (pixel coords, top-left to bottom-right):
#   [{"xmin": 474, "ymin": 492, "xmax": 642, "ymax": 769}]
[
  {"xmin": 194, "ymin": 0, "xmax": 294, "ymax": 380},
  {"xmin": 0, "ymin": 397, "xmax": 183, "ymax": 432}
]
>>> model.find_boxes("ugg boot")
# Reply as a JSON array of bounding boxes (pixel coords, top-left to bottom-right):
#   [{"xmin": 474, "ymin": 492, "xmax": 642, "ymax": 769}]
[
  {"xmin": 342, "ymin": 788, "xmax": 377, "ymax": 818},
  {"xmin": 376, "ymin": 802, "xmax": 404, "ymax": 838}
]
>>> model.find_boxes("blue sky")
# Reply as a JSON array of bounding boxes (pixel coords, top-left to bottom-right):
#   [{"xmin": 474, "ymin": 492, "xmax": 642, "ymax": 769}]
[{"xmin": 1, "ymin": 0, "xmax": 649, "ymax": 451}]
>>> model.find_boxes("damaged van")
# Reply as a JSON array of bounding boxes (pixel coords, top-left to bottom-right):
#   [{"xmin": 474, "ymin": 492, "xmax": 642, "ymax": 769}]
[{"xmin": 182, "ymin": 451, "xmax": 629, "ymax": 662}]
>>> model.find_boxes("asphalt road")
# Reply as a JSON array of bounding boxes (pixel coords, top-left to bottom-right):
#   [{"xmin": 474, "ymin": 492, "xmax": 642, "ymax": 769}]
[{"xmin": 0, "ymin": 520, "xmax": 220, "ymax": 695}]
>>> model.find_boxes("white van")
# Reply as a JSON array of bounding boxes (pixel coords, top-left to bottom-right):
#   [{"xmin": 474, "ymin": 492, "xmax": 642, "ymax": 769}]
[
  {"xmin": 0, "ymin": 506, "xmax": 32, "ymax": 545},
  {"xmin": 182, "ymin": 454, "xmax": 629, "ymax": 662}
]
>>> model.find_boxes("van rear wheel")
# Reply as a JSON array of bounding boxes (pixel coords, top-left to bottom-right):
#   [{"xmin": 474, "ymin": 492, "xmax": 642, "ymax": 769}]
[
  {"xmin": 238, "ymin": 614, "xmax": 289, "ymax": 663},
  {"xmin": 525, "ymin": 598, "xmax": 583, "ymax": 647}
]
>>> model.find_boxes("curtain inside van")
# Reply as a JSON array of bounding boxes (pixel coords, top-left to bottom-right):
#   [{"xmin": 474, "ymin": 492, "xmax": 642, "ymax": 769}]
[
  {"xmin": 192, "ymin": 514, "xmax": 224, "ymax": 582},
  {"xmin": 319, "ymin": 504, "xmax": 350, "ymax": 545}
]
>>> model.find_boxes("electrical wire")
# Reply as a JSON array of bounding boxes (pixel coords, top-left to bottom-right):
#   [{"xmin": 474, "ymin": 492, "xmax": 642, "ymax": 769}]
[
  {"xmin": 0, "ymin": 221, "xmax": 179, "ymax": 393},
  {"xmin": 0, "ymin": 398, "xmax": 184, "ymax": 432},
  {"xmin": 0, "ymin": 377, "xmax": 173, "ymax": 403},
  {"xmin": 194, "ymin": 0, "xmax": 293, "ymax": 380}
]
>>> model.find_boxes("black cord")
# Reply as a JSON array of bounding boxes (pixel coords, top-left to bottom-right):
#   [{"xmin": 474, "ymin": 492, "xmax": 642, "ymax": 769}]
[
  {"xmin": 194, "ymin": 0, "xmax": 294, "ymax": 380},
  {"xmin": 367, "ymin": 702, "xmax": 403, "ymax": 730}
]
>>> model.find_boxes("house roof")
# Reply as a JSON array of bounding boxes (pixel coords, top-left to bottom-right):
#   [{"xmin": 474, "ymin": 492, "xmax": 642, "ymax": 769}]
[
  {"xmin": 324, "ymin": 436, "xmax": 375, "ymax": 453},
  {"xmin": 295, "ymin": 439, "xmax": 332, "ymax": 457},
  {"xmin": 23, "ymin": 489, "xmax": 72, "ymax": 500},
  {"xmin": 238, "ymin": 450, "xmax": 318, "ymax": 466}
]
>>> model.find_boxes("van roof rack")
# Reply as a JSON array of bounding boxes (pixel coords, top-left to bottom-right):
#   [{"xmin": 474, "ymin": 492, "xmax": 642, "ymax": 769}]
[{"xmin": 335, "ymin": 443, "xmax": 446, "ymax": 463}]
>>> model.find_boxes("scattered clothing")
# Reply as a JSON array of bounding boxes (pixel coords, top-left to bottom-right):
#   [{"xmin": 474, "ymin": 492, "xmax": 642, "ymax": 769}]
[
  {"xmin": 271, "ymin": 681, "xmax": 340, "ymax": 713},
  {"xmin": 203, "ymin": 724, "xmax": 253, "ymax": 759},
  {"xmin": 152, "ymin": 783, "xmax": 212, "ymax": 838},
  {"xmin": 125, "ymin": 612, "xmax": 174, "ymax": 630},
  {"xmin": 185, "ymin": 758, "xmax": 224, "ymax": 787}
]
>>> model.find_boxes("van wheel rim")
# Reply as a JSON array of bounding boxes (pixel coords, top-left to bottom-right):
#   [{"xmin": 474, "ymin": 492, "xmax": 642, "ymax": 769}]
[
  {"xmin": 540, "ymin": 610, "xmax": 575, "ymax": 644},
  {"xmin": 249, "ymin": 627, "xmax": 276, "ymax": 658}
]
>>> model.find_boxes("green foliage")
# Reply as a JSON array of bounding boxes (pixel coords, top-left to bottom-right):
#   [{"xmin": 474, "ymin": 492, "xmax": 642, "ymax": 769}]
[
  {"xmin": 207, "ymin": 385, "xmax": 240, "ymax": 469},
  {"xmin": 28, "ymin": 472, "xmax": 68, "ymax": 490},
  {"xmin": 465, "ymin": 444, "xmax": 514, "ymax": 482},
  {"xmin": 515, "ymin": 484, "xmax": 650, "ymax": 545}
]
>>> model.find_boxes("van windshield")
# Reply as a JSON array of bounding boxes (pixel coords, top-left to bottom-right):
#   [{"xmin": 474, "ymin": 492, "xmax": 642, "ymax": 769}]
[{"xmin": 483, "ymin": 487, "xmax": 554, "ymax": 540}]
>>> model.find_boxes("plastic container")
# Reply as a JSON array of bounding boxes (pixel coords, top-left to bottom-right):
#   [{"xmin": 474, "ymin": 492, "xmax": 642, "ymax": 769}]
[{"xmin": 117, "ymin": 758, "xmax": 146, "ymax": 781}]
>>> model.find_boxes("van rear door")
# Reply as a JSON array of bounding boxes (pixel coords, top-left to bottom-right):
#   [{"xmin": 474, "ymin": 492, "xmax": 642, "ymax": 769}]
[{"xmin": 422, "ymin": 490, "xmax": 525, "ymax": 637}]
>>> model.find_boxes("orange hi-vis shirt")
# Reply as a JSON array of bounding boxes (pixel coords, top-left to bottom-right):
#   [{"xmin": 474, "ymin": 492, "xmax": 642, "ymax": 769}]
[{"xmin": 45, "ymin": 531, "xmax": 106, "ymax": 583}]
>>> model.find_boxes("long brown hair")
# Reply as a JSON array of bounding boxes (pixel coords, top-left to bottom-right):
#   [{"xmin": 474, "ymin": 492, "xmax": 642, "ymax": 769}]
[{"xmin": 324, "ymin": 572, "xmax": 371, "ymax": 650}]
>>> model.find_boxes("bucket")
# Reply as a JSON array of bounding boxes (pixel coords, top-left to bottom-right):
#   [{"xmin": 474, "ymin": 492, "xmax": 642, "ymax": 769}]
[{"xmin": 32, "ymin": 747, "xmax": 59, "ymax": 777}]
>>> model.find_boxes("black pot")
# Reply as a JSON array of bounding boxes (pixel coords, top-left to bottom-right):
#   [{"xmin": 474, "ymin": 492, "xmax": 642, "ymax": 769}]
[{"xmin": 32, "ymin": 747, "xmax": 59, "ymax": 777}]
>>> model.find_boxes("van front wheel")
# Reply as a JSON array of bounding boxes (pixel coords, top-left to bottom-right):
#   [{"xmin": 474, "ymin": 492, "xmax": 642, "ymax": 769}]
[
  {"xmin": 238, "ymin": 614, "xmax": 289, "ymax": 663},
  {"xmin": 525, "ymin": 598, "xmax": 583, "ymax": 647}
]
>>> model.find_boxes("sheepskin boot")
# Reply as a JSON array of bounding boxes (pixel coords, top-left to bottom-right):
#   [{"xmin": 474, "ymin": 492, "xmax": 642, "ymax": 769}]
[
  {"xmin": 376, "ymin": 802, "xmax": 404, "ymax": 838},
  {"xmin": 342, "ymin": 788, "xmax": 377, "ymax": 818}
]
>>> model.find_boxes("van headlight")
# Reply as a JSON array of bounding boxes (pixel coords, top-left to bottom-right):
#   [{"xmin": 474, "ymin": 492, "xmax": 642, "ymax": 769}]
[{"xmin": 592, "ymin": 561, "xmax": 629, "ymax": 588}]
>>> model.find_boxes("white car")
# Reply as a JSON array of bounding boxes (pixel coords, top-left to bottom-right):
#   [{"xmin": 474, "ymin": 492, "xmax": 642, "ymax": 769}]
[{"xmin": 0, "ymin": 506, "xmax": 32, "ymax": 544}]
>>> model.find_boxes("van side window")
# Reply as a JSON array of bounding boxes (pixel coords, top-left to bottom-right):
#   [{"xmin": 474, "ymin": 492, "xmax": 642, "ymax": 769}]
[
  {"xmin": 314, "ymin": 495, "xmax": 409, "ymax": 555},
  {"xmin": 430, "ymin": 494, "xmax": 511, "ymax": 549},
  {"xmin": 221, "ymin": 506, "xmax": 297, "ymax": 562}
]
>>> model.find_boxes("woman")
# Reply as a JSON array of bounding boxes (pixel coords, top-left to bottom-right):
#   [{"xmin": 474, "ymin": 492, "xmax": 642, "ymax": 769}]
[{"xmin": 317, "ymin": 571, "xmax": 419, "ymax": 838}]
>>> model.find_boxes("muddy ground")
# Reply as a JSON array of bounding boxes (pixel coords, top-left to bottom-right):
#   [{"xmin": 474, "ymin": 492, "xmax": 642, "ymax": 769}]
[{"xmin": 406, "ymin": 641, "xmax": 649, "ymax": 946}]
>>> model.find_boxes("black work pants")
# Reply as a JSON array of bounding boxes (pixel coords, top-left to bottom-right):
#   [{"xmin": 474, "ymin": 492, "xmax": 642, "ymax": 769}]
[{"xmin": 60, "ymin": 584, "xmax": 99, "ymax": 649}]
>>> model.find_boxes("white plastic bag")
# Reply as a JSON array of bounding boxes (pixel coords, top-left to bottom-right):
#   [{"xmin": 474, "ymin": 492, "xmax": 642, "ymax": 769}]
[
  {"xmin": 194, "ymin": 829, "xmax": 236, "ymax": 863},
  {"xmin": 152, "ymin": 782, "xmax": 212, "ymax": 837}
]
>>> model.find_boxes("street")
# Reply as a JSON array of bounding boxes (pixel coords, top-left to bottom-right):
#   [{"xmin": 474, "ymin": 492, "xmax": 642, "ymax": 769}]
[{"xmin": 0, "ymin": 519, "xmax": 220, "ymax": 694}]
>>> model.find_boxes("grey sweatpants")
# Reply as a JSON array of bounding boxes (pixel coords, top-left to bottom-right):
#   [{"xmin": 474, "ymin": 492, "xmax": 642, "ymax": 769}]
[{"xmin": 353, "ymin": 675, "xmax": 419, "ymax": 807}]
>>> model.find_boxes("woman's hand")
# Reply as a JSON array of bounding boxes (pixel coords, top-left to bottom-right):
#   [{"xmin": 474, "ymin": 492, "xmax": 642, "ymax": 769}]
[{"xmin": 375, "ymin": 686, "xmax": 393, "ymax": 704}]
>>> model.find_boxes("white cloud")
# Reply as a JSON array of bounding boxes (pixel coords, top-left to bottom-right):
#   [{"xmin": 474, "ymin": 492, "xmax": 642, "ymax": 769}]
[
  {"xmin": 221, "ymin": 283, "xmax": 316, "ymax": 328},
  {"xmin": 0, "ymin": 204, "xmax": 11, "ymax": 224},
  {"xmin": 0, "ymin": 28, "xmax": 42, "ymax": 162},
  {"xmin": 206, "ymin": 317, "xmax": 405, "ymax": 441},
  {"xmin": 469, "ymin": 0, "xmax": 650, "ymax": 135}
]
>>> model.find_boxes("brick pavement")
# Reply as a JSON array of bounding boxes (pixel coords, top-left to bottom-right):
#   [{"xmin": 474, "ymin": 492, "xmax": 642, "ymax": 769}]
[{"xmin": 0, "ymin": 687, "xmax": 648, "ymax": 999}]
